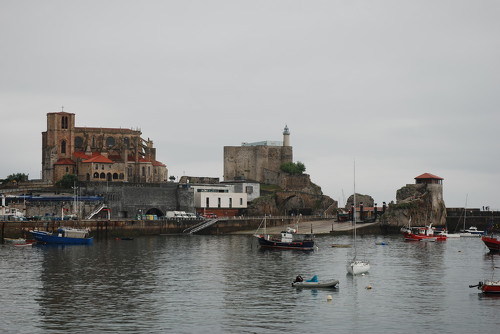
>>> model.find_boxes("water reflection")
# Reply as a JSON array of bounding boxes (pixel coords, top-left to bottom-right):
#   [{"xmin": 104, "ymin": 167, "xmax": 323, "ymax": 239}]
[{"xmin": 1, "ymin": 234, "xmax": 499, "ymax": 333}]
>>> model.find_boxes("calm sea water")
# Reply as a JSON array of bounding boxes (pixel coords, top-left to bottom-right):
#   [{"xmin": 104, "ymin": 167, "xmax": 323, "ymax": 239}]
[{"xmin": 1, "ymin": 233, "xmax": 499, "ymax": 334}]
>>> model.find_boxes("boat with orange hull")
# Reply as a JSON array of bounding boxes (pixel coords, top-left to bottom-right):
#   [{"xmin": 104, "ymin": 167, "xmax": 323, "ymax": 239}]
[
  {"xmin": 482, "ymin": 235, "xmax": 500, "ymax": 252},
  {"xmin": 469, "ymin": 280, "xmax": 500, "ymax": 294}
]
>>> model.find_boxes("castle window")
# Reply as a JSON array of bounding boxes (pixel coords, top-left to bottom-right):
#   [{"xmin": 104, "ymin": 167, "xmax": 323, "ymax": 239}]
[
  {"xmin": 65, "ymin": 167, "xmax": 69, "ymax": 173},
  {"xmin": 61, "ymin": 140, "xmax": 66, "ymax": 154},
  {"xmin": 95, "ymin": 164, "xmax": 98, "ymax": 170},
  {"xmin": 148, "ymin": 166, "xmax": 151, "ymax": 176},
  {"xmin": 119, "ymin": 173, "xmax": 124, "ymax": 180},
  {"xmin": 113, "ymin": 173, "xmax": 118, "ymax": 180},
  {"xmin": 142, "ymin": 167, "xmax": 145, "ymax": 176},
  {"xmin": 92, "ymin": 136, "xmax": 96, "ymax": 147},
  {"xmin": 128, "ymin": 166, "xmax": 132, "ymax": 177},
  {"xmin": 100, "ymin": 173, "xmax": 105, "ymax": 179},
  {"xmin": 93, "ymin": 172, "xmax": 99, "ymax": 178},
  {"xmin": 102, "ymin": 164, "xmax": 104, "ymax": 170},
  {"xmin": 123, "ymin": 137, "xmax": 130, "ymax": 148}
]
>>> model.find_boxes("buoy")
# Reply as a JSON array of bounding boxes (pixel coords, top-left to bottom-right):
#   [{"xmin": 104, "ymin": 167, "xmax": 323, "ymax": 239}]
[
  {"xmin": 366, "ymin": 285, "xmax": 372, "ymax": 289},
  {"xmin": 326, "ymin": 295, "xmax": 333, "ymax": 301},
  {"xmin": 361, "ymin": 273, "xmax": 365, "ymax": 276}
]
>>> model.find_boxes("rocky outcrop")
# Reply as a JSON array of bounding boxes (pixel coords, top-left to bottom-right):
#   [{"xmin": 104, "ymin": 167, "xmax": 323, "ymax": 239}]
[
  {"xmin": 380, "ymin": 183, "xmax": 446, "ymax": 231},
  {"xmin": 246, "ymin": 174, "xmax": 337, "ymax": 216}
]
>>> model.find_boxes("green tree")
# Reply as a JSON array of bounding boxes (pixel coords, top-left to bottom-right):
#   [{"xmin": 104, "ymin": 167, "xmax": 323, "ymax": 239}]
[
  {"xmin": 2, "ymin": 173, "xmax": 29, "ymax": 184},
  {"xmin": 56, "ymin": 174, "xmax": 78, "ymax": 188},
  {"xmin": 280, "ymin": 161, "xmax": 306, "ymax": 175}
]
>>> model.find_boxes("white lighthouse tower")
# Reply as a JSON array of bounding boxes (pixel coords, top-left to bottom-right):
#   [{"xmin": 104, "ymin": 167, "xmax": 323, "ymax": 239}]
[{"xmin": 283, "ymin": 125, "xmax": 290, "ymax": 147}]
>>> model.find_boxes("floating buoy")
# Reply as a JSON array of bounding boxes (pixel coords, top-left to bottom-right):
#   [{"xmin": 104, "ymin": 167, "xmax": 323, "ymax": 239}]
[
  {"xmin": 366, "ymin": 285, "xmax": 372, "ymax": 290},
  {"xmin": 326, "ymin": 295, "xmax": 333, "ymax": 301},
  {"xmin": 361, "ymin": 273, "xmax": 365, "ymax": 276}
]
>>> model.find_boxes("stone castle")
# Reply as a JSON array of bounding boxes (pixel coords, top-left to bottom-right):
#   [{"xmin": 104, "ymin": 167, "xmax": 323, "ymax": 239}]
[
  {"xmin": 42, "ymin": 111, "xmax": 168, "ymax": 184},
  {"xmin": 223, "ymin": 125, "xmax": 293, "ymax": 183}
]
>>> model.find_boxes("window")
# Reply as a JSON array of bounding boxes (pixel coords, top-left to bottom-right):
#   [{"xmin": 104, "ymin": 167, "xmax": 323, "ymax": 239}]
[
  {"xmin": 206, "ymin": 198, "xmax": 209, "ymax": 208},
  {"xmin": 100, "ymin": 173, "xmax": 105, "ymax": 179},
  {"xmin": 106, "ymin": 136, "xmax": 115, "ymax": 147},
  {"xmin": 218, "ymin": 198, "xmax": 221, "ymax": 208},
  {"xmin": 229, "ymin": 198, "xmax": 232, "ymax": 208},
  {"xmin": 61, "ymin": 116, "xmax": 68, "ymax": 129},
  {"xmin": 142, "ymin": 167, "xmax": 145, "ymax": 176},
  {"xmin": 93, "ymin": 172, "xmax": 99, "ymax": 179},
  {"xmin": 113, "ymin": 173, "xmax": 118, "ymax": 180},
  {"xmin": 240, "ymin": 198, "xmax": 243, "ymax": 205},
  {"xmin": 61, "ymin": 140, "xmax": 66, "ymax": 154},
  {"xmin": 95, "ymin": 164, "xmax": 98, "ymax": 170}
]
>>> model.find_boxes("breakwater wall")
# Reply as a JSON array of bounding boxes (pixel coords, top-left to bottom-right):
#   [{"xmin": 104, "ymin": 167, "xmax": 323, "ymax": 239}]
[{"xmin": 0, "ymin": 216, "xmax": 319, "ymax": 240}]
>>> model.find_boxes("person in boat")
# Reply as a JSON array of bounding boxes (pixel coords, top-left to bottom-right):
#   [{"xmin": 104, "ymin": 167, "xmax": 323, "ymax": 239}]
[{"xmin": 294, "ymin": 275, "xmax": 303, "ymax": 283}]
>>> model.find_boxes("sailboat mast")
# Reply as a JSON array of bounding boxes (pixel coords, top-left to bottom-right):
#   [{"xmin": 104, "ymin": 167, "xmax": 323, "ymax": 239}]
[
  {"xmin": 353, "ymin": 160, "xmax": 357, "ymax": 257},
  {"xmin": 464, "ymin": 194, "xmax": 468, "ymax": 230}
]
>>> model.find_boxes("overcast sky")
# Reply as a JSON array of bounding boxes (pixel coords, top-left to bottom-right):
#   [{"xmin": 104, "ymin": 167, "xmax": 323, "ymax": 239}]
[{"xmin": 1, "ymin": 0, "xmax": 499, "ymax": 209}]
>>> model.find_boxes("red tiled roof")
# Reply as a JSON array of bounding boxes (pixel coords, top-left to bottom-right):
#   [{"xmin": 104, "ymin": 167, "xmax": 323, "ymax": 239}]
[
  {"xmin": 153, "ymin": 160, "xmax": 166, "ymax": 167},
  {"xmin": 82, "ymin": 155, "xmax": 114, "ymax": 164},
  {"xmin": 54, "ymin": 158, "xmax": 76, "ymax": 165},
  {"xmin": 107, "ymin": 154, "xmax": 123, "ymax": 161},
  {"xmin": 415, "ymin": 173, "xmax": 443, "ymax": 180},
  {"xmin": 73, "ymin": 151, "xmax": 90, "ymax": 159}
]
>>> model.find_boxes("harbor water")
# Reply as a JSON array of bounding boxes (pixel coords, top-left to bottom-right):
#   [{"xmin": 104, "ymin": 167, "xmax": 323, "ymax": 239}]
[{"xmin": 1, "ymin": 234, "xmax": 499, "ymax": 333}]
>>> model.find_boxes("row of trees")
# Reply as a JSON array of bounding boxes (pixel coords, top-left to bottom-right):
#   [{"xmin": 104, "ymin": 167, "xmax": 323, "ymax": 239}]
[{"xmin": 1, "ymin": 173, "xmax": 29, "ymax": 185}]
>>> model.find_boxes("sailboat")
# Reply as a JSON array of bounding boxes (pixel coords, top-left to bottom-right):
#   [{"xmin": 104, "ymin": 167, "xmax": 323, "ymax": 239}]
[
  {"xmin": 459, "ymin": 195, "xmax": 484, "ymax": 237},
  {"xmin": 346, "ymin": 161, "xmax": 370, "ymax": 275}
]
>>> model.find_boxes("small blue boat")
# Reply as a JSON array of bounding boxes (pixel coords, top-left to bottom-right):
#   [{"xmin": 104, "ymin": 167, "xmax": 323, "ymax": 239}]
[{"xmin": 30, "ymin": 227, "xmax": 93, "ymax": 245}]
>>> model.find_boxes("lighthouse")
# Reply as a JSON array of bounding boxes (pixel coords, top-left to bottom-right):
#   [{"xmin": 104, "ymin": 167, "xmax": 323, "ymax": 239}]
[{"xmin": 283, "ymin": 125, "xmax": 290, "ymax": 147}]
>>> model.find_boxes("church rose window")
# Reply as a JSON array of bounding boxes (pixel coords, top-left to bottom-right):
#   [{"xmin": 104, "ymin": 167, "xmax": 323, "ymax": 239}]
[
  {"xmin": 106, "ymin": 136, "xmax": 115, "ymax": 147},
  {"xmin": 75, "ymin": 136, "xmax": 83, "ymax": 148}
]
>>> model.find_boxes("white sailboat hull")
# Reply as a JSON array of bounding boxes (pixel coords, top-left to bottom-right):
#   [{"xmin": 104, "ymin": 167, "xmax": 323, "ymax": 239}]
[{"xmin": 346, "ymin": 260, "xmax": 370, "ymax": 275}]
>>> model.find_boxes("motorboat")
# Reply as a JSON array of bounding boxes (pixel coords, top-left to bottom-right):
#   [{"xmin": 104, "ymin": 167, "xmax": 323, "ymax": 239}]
[
  {"xmin": 402, "ymin": 225, "xmax": 445, "ymax": 241},
  {"xmin": 460, "ymin": 226, "xmax": 484, "ymax": 237},
  {"xmin": 482, "ymin": 235, "xmax": 500, "ymax": 252},
  {"xmin": 469, "ymin": 280, "xmax": 500, "ymax": 294},
  {"xmin": 254, "ymin": 217, "xmax": 315, "ymax": 251},
  {"xmin": 292, "ymin": 275, "xmax": 339, "ymax": 289},
  {"xmin": 30, "ymin": 227, "xmax": 93, "ymax": 245}
]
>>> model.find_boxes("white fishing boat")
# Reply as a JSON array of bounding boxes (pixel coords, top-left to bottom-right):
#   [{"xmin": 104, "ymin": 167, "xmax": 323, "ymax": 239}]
[
  {"xmin": 459, "ymin": 195, "xmax": 484, "ymax": 237},
  {"xmin": 346, "ymin": 161, "xmax": 370, "ymax": 276}
]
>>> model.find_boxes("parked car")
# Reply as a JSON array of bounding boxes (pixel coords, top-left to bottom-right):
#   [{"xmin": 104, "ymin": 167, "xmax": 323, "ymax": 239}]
[{"xmin": 202, "ymin": 213, "xmax": 217, "ymax": 219}]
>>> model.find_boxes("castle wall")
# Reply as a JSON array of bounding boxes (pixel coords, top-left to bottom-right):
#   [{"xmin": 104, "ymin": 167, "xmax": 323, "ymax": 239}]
[{"xmin": 223, "ymin": 145, "xmax": 292, "ymax": 183}]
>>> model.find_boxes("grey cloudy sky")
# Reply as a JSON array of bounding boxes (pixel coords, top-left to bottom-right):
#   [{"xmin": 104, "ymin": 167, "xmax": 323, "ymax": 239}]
[{"xmin": 1, "ymin": 0, "xmax": 499, "ymax": 209}]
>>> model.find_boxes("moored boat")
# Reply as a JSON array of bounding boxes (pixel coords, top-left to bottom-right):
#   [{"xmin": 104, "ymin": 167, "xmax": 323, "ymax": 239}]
[
  {"xmin": 255, "ymin": 227, "xmax": 315, "ymax": 250},
  {"xmin": 482, "ymin": 235, "xmax": 500, "ymax": 252},
  {"xmin": 469, "ymin": 280, "xmax": 500, "ymax": 294},
  {"xmin": 254, "ymin": 216, "xmax": 315, "ymax": 251},
  {"xmin": 292, "ymin": 275, "xmax": 339, "ymax": 289},
  {"xmin": 30, "ymin": 227, "xmax": 93, "ymax": 245},
  {"xmin": 402, "ymin": 224, "xmax": 445, "ymax": 242},
  {"xmin": 460, "ymin": 226, "xmax": 484, "ymax": 237}
]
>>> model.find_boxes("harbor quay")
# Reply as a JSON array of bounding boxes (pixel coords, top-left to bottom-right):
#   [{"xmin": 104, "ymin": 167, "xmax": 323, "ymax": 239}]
[
  {"xmin": 1, "ymin": 210, "xmax": 498, "ymax": 241},
  {"xmin": 0, "ymin": 216, "xmax": 381, "ymax": 241}
]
